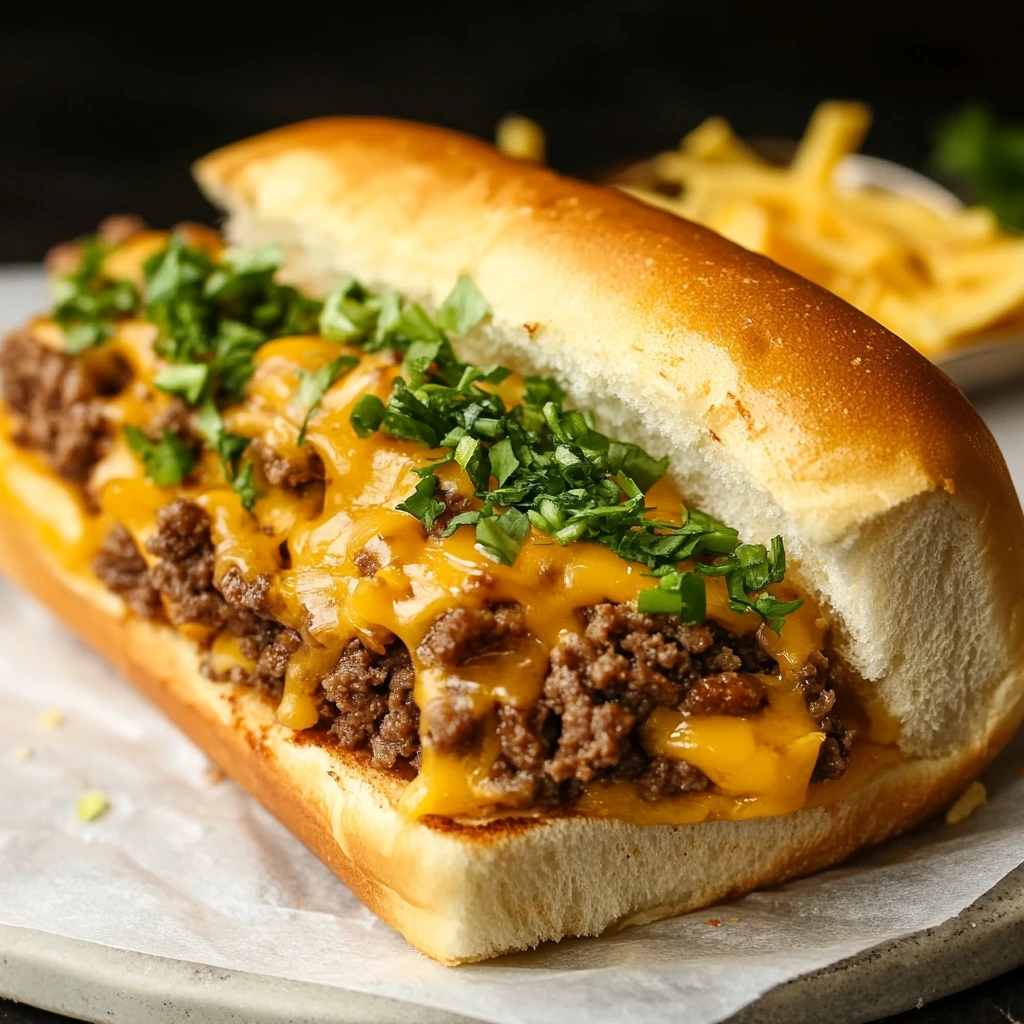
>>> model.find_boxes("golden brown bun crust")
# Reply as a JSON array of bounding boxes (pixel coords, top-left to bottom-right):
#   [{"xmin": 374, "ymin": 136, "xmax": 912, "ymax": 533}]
[
  {"xmin": 196, "ymin": 117, "xmax": 1011, "ymax": 531},
  {"xmin": 0, "ymin": 496, "xmax": 1017, "ymax": 964}
]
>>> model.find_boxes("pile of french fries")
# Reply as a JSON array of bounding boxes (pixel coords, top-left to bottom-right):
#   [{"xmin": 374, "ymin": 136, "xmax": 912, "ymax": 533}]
[{"xmin": 496, "ymin": 106, "xmax": 1024, "ymax": 358}]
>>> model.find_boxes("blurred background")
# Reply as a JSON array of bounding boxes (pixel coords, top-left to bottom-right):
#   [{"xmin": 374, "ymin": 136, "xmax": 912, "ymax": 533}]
[{"xmin": 2, "ymin": 0, "xmax": 1023, "ymax": 262}]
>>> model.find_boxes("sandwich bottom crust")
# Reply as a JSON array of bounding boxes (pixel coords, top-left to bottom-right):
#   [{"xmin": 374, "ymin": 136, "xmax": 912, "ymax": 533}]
[{"xmin": 0, "ymin": 491, "xmax": 1016, "ymax": 964}]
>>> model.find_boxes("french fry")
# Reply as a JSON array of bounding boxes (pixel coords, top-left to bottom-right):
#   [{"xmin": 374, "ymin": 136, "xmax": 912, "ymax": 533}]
[
  {"xmin": 791, "ymin": 102, "xmax": 872, "ymax": 187},
  {"xmin": 496, "ymin": 115, "xmax": 546, "ymax": 163},
  {"xmin": 680, "ymin": 117, "xmax": 761, "ymax": 164},
  {"xmin": 614, "ymin": 104, "xmax": 1024, "ymax": 356},
  {"xmin": 716, "ymin": 202, "xmax": 772, "ymax": 251}
]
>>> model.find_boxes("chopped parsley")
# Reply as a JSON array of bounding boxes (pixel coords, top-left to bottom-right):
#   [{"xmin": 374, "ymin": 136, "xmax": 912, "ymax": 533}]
[
  {"xmin": 123, "ymin": 426, "xmax": 196, "ymax": 487},
  {"xmin": 435, "ymin": 274, "xmax": 491, "ymax": 337},
  {"xmin": 195, "ymin": 400, "xmax": 257, "ymax": 512},
  {"xmin": 314, "ymin": 273, "xmax": 800, "ymax": 632},
  {"xmin": 50, "ymin": 238, "xmax": 140, "ymax": 353},
  {"xmin": 56, "ymin": 233, "xmax": 325, "ymax": 508},
  {"xmin": 295, "ymin": 355, "xmax": 359, "ymax": 446},
  {"xmin": 53, "ymin": 232, "xmax": 802, "ymax": 632}
]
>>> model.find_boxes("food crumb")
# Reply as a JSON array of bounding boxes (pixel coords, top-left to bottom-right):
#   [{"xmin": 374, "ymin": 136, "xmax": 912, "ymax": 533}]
[
  {"xmin": 15, "ymin": 746, "xmax": 33, "ymax": 761},
  {"xmin": 706, "ymin": 919, "xmax": 722, "ymax": 928},
  {"xmin": 37, "ymin": 708, "xmax": 64, "ymax": 728},
  {"xmin": 77, "ymin": 790, "xmax": 110, "ymax": 822},
  {"xmin": 728, "ymin": 916, "xmax": 740, "ymax": 923},
  {"xmin": 204, "ymin": 766, "xmax": 226, "ymax": 785},
  {"xmin": 945, "ymin": 781, "xmax": 987, "ymax": 825}
]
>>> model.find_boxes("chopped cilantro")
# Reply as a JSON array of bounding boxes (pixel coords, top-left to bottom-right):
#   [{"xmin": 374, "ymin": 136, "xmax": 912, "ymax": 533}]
[
  {"xmin": 396, "ymin": 474, "xmax": 445, "ymax": 532},
  {"xmin": 52, "ymin": 238, "xmax": 141, "ymax": 352},
  {"xmin": 319, "ymin": 279, "xmax": 380, "ymax": 343},
  {"xmin": 230, "ymin": 461, "xmax": 260, "ymax": 514},
  {"xmin": 152, "ymin": 363, "xmax": 210, "ymax": 405},
  {"xmin": 295, "ymin": 356, "xmax": 359, "ymax": 446},
  {"xmin": 54, "ymin": 230, "xmax": 330, "ymax": 505},
  {"xmin": 51, "ymin": 229, "xmax": 803, "ymax": 633},
  {"xmin": 326, "ymin": 272, "xmax": 802, "ymax": 632},
  {"xmin": 475, "ymin": 508, "xmax": 531, "ymax": 565},
  {"xmin": 436, "ymin": 274, "xmax": 491, "ymax": 337},
  {"xmin": 349, "ymin": 394, "xmax": 387, "ymax": 438},
  {"xmin": 638, "ymin": 571, "xmax": 706, "ymax": 624},
  {"xmin": 123, "ymin": 426, "xmax": 196, "ymax": 487},
  {"xmin": 196, "ymin": 400, "xmax": 258, "ymax": 511}
]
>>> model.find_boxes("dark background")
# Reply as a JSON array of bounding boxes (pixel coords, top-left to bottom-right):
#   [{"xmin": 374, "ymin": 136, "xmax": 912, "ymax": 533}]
[
  {"xmin": 3, "ymin": 3, "xmax": 1024, "ymax": 1020},
  {"xmin": 3, "ymin": 1, "xmax": 1024, "ymax": 262}
]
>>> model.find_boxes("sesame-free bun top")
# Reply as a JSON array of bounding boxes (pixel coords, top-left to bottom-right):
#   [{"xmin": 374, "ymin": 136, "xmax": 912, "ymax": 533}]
[{"xmin": 194, "ymin": 117, "xmax": 1024, "ymax": 761}]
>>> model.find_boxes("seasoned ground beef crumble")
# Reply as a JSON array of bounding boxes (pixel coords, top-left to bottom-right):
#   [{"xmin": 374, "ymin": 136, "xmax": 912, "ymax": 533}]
[
  {"xmin": 0, "ymin": 330, "xmax": 130, "ymax": 482},
  {"xmin": 88, "ymin": 499, "xmax": 850, "ymax": 806}
]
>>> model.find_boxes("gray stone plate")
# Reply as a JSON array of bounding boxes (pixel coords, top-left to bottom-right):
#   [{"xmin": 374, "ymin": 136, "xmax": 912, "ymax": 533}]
[{"xmin": 1, "ymin": 864, "xmax": 1022, "ymax": 1024}]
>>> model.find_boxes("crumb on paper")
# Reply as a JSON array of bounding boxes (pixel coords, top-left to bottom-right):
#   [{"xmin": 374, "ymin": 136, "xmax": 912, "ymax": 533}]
[
  {"xmin": 728, "ymin": 916, "xmax": 740, "ymax": 923},
  {"xmin": 77, "ymin": 790, "xmax": 109, "ymax": 822},
  {"xmin": 15, "ymin": 746, "xmax": 33, "ymax": 761},
  {"xmin": 706, "ymin": 919, "xmax": 721, "ymax": 928},
  {"xmin": 204, "ymin": 766, "xmax": 226, "ymax": 785},
  {"xmin": 37, "ymin": 708, "xmax": 64, "ymax": 728},
  {"xmin": 945, "ymin": 781, "xmax": 987, "ymax": 825}
]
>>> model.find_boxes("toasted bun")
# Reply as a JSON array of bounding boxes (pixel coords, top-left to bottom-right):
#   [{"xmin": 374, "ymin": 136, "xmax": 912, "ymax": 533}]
[{"xmin": 3, "ymin": 118, "xmax": 1023, "ymax": 964}]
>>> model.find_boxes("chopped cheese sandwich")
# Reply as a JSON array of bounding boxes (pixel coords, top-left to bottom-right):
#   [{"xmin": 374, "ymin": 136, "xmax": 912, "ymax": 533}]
[{"xmin": 1, "ymin": 118, "xmax": 1022, "ymax": 963}]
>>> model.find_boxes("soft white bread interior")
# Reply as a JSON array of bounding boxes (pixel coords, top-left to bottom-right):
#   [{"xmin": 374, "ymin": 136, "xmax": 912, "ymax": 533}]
[
  {"xmin": 1, "ymin": 118, "xmax": 1022, "ymax": 965},
  {"xmin": 195, "ymin": 118, "xmax": 1024, "ymax": 761}
]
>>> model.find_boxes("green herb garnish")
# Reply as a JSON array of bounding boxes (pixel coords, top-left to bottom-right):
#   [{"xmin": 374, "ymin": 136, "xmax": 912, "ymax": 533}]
[
  {"xmin": 933, "ymin": 106, "xmax": 1024, "ymax": 231},
  {"xmin": 152, "ymin": 363, "xmax": 211, "ymax": 405},
  {"xmin": 637, "ymin": 571, "xmax": 706, "ymax": 624},
  {"xmin": 56, "ymin": 231, "xmax": 801, "ymax": 633},
  {"xmin": 395, "ymin": 474, "xmax": 446, "ymax": 533},
  {"xmin": 325, "ymin": 274, "xmax": 801, "ymax": 632},
  {"xmin": 295, "ymin": 356, "xmax": 359, "ymax": 446},
  {"xmin": 435, "ymin": 274, "xmax": 491, "ymax": 337},
  {"xmin": 51, "ymin": 239, "xmax": 140, "ymax": 353},
  {"xmin": 349, "ymin": 394, "xmax": 387, "ymax": 438},
  {"xmin": 79, "ymin": 233, "xmax": 323, "ymax": 505},
  {"xmin": 123, "ymin": 426, "xmax": 196, "ymax": 487},
  {"xmin": 196, "ymin": 400, "xmax": 258, "ymax": 512}
]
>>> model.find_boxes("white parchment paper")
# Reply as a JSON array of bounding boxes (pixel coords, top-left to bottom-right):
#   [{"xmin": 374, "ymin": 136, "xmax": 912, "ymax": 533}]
[{"xmin": 1, "ymin": 267, "xmax": 1024, "ymax": 1024}]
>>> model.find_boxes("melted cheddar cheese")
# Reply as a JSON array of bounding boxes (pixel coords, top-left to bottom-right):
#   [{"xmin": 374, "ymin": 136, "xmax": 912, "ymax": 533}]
[{"xmin": 1, "ymin": 241, "xmax": 897, "ymax": 826}]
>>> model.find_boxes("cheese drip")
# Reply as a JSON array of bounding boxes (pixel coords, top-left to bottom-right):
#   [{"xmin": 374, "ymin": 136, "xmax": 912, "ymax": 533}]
[{"xmin": 7, "ymin": 318, "xmax": 869, "ymax": 825}]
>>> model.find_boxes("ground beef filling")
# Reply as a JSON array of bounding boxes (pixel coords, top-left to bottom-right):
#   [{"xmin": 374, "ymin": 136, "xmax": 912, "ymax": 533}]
[
  {"xmin": 419, "ymin": 602, "xmax": 791, "ymax": 806},
  {"xmin": 417, "ymin": 601, "xmax": 850, "ymax": 804},
  {"xmin": 94, "ymin": 499, "xmax": 851, "ymax": 804},
  {"xmin": 801, "ymin": 650, "xmax": 853, "ymax": 782},
  {"xmin": 321, "ymin": 640, "xmax": 420, "ymax": 769},
  {"xmin": 93, "ymin": 524, "xmax": 163, "ymax": 619},
  {"xmin": 0, "ymin": 329, "xmax": 131, "ymax": 482}
]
